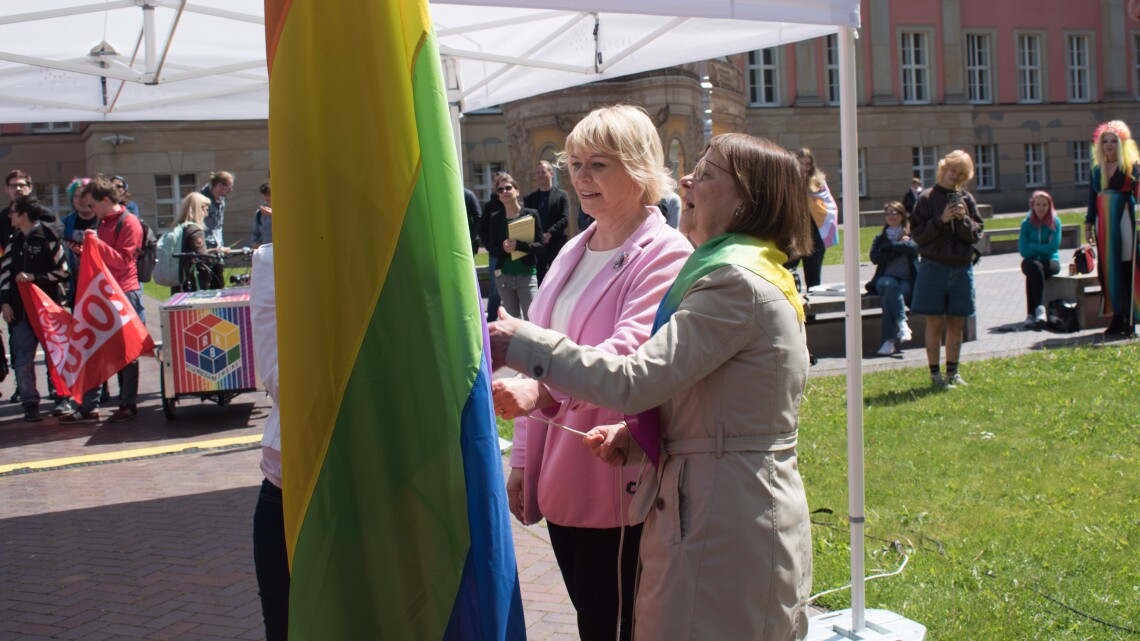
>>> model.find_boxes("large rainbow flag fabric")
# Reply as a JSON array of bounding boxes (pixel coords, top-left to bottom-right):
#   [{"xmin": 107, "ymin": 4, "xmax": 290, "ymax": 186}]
[{"xmin": 264, "ymin": 1, "xmax": 526, "ymax": 639}]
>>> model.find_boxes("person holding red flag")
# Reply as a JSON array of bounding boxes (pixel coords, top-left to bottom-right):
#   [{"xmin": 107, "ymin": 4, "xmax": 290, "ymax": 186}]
[
  {"xmin": 78, "ymin": 176, "xmax": 145, "ymax": 423},
  {"xmin": 0, "ymin": 195, "xmax": 69, "ymax": 422}
]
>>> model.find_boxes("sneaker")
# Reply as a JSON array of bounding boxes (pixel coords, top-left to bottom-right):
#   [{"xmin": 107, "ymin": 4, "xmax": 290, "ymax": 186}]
[
  {"xmin": 1023, "ymin": 313, "xmax": 1037, "ymax": 329},
  {"xmin": 897, "ymin": 321, "xmax": 913, "ymax": 343},
  {"xmin": 60, "ymin": 410, "xmax": 101, "ymax": 425},
  {"xmin": 944, "ymin": 373, "xmax": 968, "ymax": 387},
  {"xmin": 109, "ymin": 406, "xmax": 137, "ymax": 423},
  {"xmin": 9, "ymin": 390, "xmax": 20, "ymax": 404},
  {"xmin": 931, "ymin": 372, "xmax": 946, "ymax": 388},
  {"xmin": 876, "ymin": 339, "xmax": 897, "ymax": 356},
  {"xmin": 51, "ymin": 399, "xmax": 75, "ymax": 417},
  {"xmin": 1034, "ymin": 305, "xmax": 1047, "ymax": 325},
  {"xmin": 23, "ymin": 406, "xmax": 42, "ymax": 422}
]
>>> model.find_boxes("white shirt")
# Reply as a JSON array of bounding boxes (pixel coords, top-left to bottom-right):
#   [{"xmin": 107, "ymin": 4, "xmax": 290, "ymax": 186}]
[
  {"xmin": 549, "ymin": 244, "xmax": 622, "ymax": 334},
  {"xmin": 250, "ymin": 244, "xmax": 282, "ymax": 488}
]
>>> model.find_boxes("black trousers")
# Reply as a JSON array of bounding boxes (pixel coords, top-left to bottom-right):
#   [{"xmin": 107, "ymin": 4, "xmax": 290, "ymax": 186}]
[
  {"xmin": 785, "ymin": 222, "xmax": 825, "ymax": 290},
  {"xmin": 1021, "ymin": 258, "xmax": 1060, "ymax": 312},
  {"xmin": 253, "ymin": 479, "xmax": 290, "ymax": 641},
  {"xmin": 547, "ymin": 521, "xmax": 642, "ymax": 641}
]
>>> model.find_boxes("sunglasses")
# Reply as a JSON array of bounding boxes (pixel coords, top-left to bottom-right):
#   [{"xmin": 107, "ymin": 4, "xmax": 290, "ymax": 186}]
[
  {"xmin": 496, "ymin": 185, "xmax": 514, "ymax": 193},
  {"xmin": 885, "ymin": 209, "xmax": 903, "ymax": 216},
  {"xmin": 7, "ymin": 183, "xmax": 29, "ymax": 189}
]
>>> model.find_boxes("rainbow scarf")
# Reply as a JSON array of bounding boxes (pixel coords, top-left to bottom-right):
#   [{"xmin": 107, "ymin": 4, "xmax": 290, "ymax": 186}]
[
  {"xmin": 265, "ymin": 1, "xmax": 525, "ymax": 639},
  {"xmin": 631, "ymin": 233, "xmax": 803, "ymax": 467}
]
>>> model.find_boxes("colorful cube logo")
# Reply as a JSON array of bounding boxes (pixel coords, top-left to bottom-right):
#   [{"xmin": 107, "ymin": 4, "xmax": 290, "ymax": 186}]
[{"xmin": 183, "ymin": 314, "xmax": 242, "ymax": 382}]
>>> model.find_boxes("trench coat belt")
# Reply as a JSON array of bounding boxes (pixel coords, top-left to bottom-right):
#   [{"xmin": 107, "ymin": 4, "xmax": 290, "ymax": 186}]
[{"xmin": 663, "ymin": 428, "xmax": 798, "ymax": 458}]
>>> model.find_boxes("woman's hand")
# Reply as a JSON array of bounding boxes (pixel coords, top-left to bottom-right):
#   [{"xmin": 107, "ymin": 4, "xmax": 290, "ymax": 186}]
[
  {"xmin": 15, "ymin": 272, "xmax": 33, "ymax": 284},
  {"xmin": 488, "ymin": 307, "xmax": 523, "ymax": 370},
  {"xmin": 502, "ymin": 239, "xmax": 517, "ymax": 253},
  {"xmin": 491, "ymin": 378, "xmax": 541, "ymax": 419},
  {"xmin": 940, "ymin": 204, "xmax": 963, "ymax": 223},
  {"xmin": 1, "ymin": 304, "xmax": 13, "ymax": 323},
  {"xmin": 583, "ymin": 422, "xmax": 630, "ymax": 467},
  {"xmin": 1085, "ymin": 224, "xmax": 1096, "ymax": 245},
  {"xmin": 506, "ymin": 467, "xmax": 526, "ymax": 524}
]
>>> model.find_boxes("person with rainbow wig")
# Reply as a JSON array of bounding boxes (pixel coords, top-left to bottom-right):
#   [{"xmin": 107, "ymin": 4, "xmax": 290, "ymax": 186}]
[{"xmin": 1084, "ymin": 120, "xmax": 1139, "ymax": 337}]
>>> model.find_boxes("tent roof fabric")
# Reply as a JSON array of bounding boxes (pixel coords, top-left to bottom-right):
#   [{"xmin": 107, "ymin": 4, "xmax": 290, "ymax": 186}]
[{"xmin": 0, "ymin": 0, "xmax": 858, "ymax": 122}]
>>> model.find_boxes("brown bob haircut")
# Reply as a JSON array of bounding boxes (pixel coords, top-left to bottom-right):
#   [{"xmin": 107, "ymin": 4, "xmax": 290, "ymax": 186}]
[
  {"xmin": 710, "ymin": 133, "xmax": 814, "ymax": 260},
  {"xmin": 80, "ymin": 175, "xmax": 119, "ymax": 204}
]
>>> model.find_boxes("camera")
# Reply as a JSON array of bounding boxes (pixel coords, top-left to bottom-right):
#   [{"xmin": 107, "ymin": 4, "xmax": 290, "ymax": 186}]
[
  {"xmin": 946, "ymin": 191, "xmax": 961, "ymax": 205},
  {"xmin": 72, "ymin": 230, "xmax": 85, "ymax": 243}
]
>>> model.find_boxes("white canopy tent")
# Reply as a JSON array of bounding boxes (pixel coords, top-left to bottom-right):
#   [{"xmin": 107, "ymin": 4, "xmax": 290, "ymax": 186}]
[{"xmin": 0, "ymin": 2, "xmax": 922, "ymax": 638}]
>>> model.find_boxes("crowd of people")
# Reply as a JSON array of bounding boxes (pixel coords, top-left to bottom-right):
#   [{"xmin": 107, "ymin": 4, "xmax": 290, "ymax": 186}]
[{"xmin": 0, "ymin": 169, "xmax": 253, "ymax": 424}]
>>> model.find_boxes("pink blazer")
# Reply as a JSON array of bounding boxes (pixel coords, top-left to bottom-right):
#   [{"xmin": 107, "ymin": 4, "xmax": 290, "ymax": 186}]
[{"xmin": 509, "ymin": 210, "xmax": 692, "ymax": 527}]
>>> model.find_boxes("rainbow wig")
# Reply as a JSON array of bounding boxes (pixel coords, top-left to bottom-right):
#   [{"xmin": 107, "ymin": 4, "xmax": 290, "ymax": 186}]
[
  {"xmin": 1092, "ymin": 120, "xmax": 1140, "ymax": 190},
  {"xmin": 1028, "ymin": 190, "xmax": 1057, "ymax": 231}
]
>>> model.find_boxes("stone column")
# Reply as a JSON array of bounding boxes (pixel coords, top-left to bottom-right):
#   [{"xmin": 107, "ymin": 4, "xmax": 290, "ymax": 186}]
[
  {"xmin": 1102, "ymin": 0, "xmax": 1131, "ymax": 101},
  {"xmin": 941, "ymin": 0, "xmax": 968, "ymax": 104},
  {"xmin": 869, "ymin": 0, "xmax": 897, "ymax": 105},
  {"xmin": 795, "ymin": 40, "xmax": 823, "ymax": 106}
]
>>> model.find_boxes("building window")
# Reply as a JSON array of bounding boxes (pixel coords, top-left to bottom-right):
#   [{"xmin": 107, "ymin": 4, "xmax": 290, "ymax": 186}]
[
  {"xmin": 974, "ymin": 145, "xmax": 997, "ymax": 190},
  {"xmin": 1017, "ymin": 34, "xmax": 1043, "ymax": 103},
  {"xmin": 1134, "ymin": 33, "xmax": 1140, "ymax": 99},
  {"xmin": 470, "ymin": 161, "xmax": 505, "ymax": 205},
  {"xmin": 1066, "ymin": 35, "xmax": 1090, "ymax": 103},
  {"xmin": 912, "ymin": 146, "xmax": 937, "ymax": 187},
  {"xmin": 900, "ymin": 32, "xmax": 930, "ymax": 104},
  {"xmin": 747, "ymin": 48, "xmax": 780, "ymax": 107},
  {"xmin": 825, "ymin": 34, "xmax": 840, "ymax": 104},
  {"xmin": 28, "ymin": 122, "xmax": 75, "ymax": 134},
  {"xmin": 33, "ymin": 184, "xmax": 67, "ymax": 214},
  {"xmin": 154, "ymin": 173, "xmax": 198, "ymax": 229},
  {"xmin": 965, "ymin": 34, "xmax": 992, "ymax": 104},
  {"xmin": 1025, "ymin": 144, "xmax": 1047, "ymax": 187},
  {"xmin": 1073, "ymin": 142, "xmax": 1091, "ymax": 185}
]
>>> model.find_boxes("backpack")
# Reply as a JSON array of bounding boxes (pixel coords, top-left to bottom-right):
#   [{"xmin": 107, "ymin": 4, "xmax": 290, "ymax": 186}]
[
  {"xmin": 1072, "ymin": 245, "xmax": 1096, "ymax": 275},
  {"xmin": 116, "ymin": 214, "xmax": 158, "ymax": 283},
  {"xmin": 1047, "ymin": 298, "xmax": 1080, "ymax": 333},
  {"xmin": 153, "ymin": 223, "xmax": 190, "ymax": 287}
]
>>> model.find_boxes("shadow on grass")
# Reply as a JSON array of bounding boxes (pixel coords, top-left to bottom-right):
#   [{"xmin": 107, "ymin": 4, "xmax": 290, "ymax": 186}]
[{"xmin": 863, "ymin": 383, "xmax": 953, "ymax": 407}]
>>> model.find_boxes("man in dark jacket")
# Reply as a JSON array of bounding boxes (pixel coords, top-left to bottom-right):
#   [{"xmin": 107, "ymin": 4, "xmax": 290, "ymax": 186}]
[
  {"xmin": 908, "ymin": 150, "xmax": 984, "ymax": 389},
  {"xmin": 478, "ymin": 173, "xmax": 507, "ymax": 322},
  {"xmin": 523, "ymin": 161, "xmax": 570, "ymax": 284},
  {"xmin": 0, "ymin": 196, "xmax": 69, "ymax": 421}
]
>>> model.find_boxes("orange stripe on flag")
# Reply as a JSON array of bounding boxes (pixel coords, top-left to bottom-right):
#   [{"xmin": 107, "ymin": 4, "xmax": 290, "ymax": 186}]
[{"xmin": 263, "ymin": 0, "xmax": 293, "ymax": 76}]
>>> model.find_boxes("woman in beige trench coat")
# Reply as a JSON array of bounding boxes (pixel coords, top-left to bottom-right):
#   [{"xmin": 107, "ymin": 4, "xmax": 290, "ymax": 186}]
[{"xmin": 490, "ymin": 133, "xmax": 815, "ymax": 641}]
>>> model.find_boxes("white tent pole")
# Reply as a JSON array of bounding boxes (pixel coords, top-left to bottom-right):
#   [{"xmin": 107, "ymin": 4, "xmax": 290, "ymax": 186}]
[
  {"xmin": 443, "ymin": 57, "xmax": 464, "ymax": 172},
  {"xmin": 838, "ymin": 25, "xmax": 866, "ymax": 633},
  {"xmin": 143, "ymin": 4, "xmax": 157, "ymax": 75}
]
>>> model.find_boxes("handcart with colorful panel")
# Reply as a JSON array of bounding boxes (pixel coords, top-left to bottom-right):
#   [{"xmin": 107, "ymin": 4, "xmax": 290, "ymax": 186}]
[{"xmin": 157, "ymin": 288, "xmax": 261, "ymax": 419}]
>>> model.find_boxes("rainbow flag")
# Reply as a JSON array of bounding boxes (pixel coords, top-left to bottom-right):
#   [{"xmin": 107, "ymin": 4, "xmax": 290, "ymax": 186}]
[{"xmin": 264, "ymin": 1, "xmax": 526, "ymax": 639}]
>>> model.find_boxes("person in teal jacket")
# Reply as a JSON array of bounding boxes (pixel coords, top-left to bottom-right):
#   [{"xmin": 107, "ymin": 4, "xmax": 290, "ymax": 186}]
[{"xmin": 1019, "ymin": 190, "xmax": 1062, "ymax": 328}]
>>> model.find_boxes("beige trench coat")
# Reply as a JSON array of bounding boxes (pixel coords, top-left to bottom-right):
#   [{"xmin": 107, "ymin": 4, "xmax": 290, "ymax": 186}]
[{"xmin": 507, "ymin": 265, "xmax": 813, "ymax": 641}]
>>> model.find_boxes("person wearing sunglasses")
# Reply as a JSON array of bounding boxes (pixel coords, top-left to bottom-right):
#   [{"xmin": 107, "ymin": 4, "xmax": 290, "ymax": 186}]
[
  {"xmin": 486, "ymin": 173, "xmax": 543, "ymax": 320},
  {"xmin": 866, "ymin": 201, "xmax": 918, "ymax": 355}
]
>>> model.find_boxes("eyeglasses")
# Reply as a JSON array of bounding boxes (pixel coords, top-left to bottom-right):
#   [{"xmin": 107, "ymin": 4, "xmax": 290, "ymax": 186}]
[
  {"xmin": 693, "ymin": 157, "xmax": 730, "ymax": 177},
  {"xmin": 112, "ymin": 183, "xmax": 126, "ymax": 190},
  {"xmin": 7, "ymin": 183, "xmax": 29, "ymax": 189},
  {"xmin": 496, "ymin": 185, "xmax": 514, "ymax": 193},
  {"xmin": 885, "ymin": 210, "xmax": 903, "ymax": 216}
]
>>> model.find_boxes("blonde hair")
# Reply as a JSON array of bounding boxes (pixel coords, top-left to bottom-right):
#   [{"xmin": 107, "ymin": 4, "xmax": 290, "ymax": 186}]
[
  {"xmin": 177, "ymin": 192, "xmax": 211, "ymax": 226},
  {"xmin": 1092, "ymin": 120, "xmax": 1140, "ymax": 190},
  {"xmin": 936, "ymin": 149, "xmax": 975, "ymax": 190},
  {"xmin": 557, "ymin": 105, "xmax": 675, "ymax": 206}
]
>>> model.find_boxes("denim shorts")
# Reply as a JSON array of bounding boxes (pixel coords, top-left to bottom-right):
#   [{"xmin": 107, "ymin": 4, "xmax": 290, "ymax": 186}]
[{"xmin": 910, "ymin": 259, "xmax": 975, "ymax": 317}]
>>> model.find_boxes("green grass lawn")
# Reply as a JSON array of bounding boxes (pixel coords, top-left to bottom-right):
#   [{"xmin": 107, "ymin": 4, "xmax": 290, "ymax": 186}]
[
  {"xmin": 800, "ymin": 343, "xmax": 1139, "ymax": 640},
  {"xmin": 497, "ymin": 343, "xmax": 1139, "ymax": 639},
  {"xmin": 822, "ymin": 211, "xmax": 1087, "ymax": 266},
  {"xmin": 142, "ymin": 266, "xmax": 252, "ymax": 301}
]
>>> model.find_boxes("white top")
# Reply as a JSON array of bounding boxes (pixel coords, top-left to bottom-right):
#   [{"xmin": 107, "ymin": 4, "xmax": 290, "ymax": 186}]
[
  {"xmin": 250, "ymin": 243, "xmax": 282, "ymax": 488},
  {"xmin": 549, "ymin": 245, "xmax": 623, "ymax": 334}
]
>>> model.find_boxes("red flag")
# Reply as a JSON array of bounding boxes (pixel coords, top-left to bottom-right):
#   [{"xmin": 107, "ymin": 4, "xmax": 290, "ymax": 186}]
[{"xmin": 19, "ymin": 234, "xmax": 154, "ymax": 402}]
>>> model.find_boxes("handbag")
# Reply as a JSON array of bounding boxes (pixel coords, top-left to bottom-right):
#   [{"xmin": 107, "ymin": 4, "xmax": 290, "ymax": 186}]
[{"xmin": 1072, "ymin": 245, "xmax": 1096, "ymax": 274}]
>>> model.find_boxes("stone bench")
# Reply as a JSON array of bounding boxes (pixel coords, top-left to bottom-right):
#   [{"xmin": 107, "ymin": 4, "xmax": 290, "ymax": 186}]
[
  {"xmin": 977, "ymin": 225, "xmax": 1080, "ymax": 256},
  {"xmin": 1042, "ymin": 270, "xmax": 1106, "ymax": 329},
  {"xmin": 804, "ymin": 288, "xmax": 977, "ymax": 356}
]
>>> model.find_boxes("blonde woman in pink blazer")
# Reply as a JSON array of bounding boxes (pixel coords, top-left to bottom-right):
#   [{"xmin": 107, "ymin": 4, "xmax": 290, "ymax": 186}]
[{"xmin": 492, "ymin": 105, "xmax": 692, "ymax": 641}]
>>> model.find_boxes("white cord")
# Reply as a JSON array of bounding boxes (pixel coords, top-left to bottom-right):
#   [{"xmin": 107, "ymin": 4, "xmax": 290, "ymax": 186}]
[{"xmin": 807, "ymin": 552, "xmax": 910, "ymax": 604}]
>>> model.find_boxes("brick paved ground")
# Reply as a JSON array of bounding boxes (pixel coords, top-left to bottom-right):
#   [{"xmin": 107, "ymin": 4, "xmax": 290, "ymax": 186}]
[{"xmin": 0, "ymin": 251, "xmax": 1131, "ymax": 640}]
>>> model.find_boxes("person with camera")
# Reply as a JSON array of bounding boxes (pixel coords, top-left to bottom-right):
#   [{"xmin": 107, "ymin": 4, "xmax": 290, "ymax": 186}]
[{"xmin": 909, "ymin": 150, "xmax": 984, "ymax": 388}]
